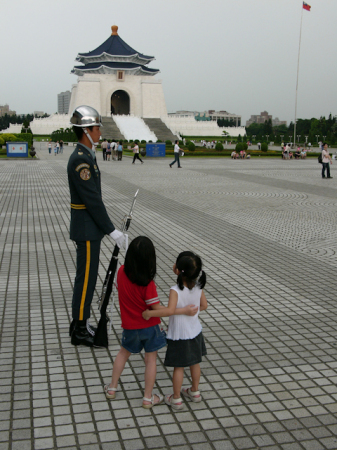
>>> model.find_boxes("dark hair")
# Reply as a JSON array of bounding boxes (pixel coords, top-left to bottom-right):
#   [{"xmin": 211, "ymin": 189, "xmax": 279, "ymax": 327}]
[
  {"xmin": 124, "ymin": 236, "xmax": 156, "ymax": 286},
  {"xmin": 73, "ymin": 126, "xmax": 93, "ymax": 141},
  {"xmin": 323, "ymin": 142, "xmax": 327, "ymax": 147},
  {"xmin": 175, "ymin": 251, "xmax": 206, "ymax": 290}
]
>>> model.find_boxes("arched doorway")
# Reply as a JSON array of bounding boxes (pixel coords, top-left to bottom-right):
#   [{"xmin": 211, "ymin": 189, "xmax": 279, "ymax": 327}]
[{"xmin": 111, "ymin": 90, "xmax": 130, "ymax": 115}]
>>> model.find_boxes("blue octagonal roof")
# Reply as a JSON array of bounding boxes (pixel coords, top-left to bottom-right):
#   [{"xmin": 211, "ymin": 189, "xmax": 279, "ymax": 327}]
[{"xmin": 76, "ymin": 25, "xmax": 154, "ymax": 63}]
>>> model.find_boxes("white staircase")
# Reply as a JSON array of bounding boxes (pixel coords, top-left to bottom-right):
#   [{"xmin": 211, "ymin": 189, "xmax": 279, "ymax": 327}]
[{"xmin": 112, "ymin": 115, "xmax": 157, "ymax": 142}]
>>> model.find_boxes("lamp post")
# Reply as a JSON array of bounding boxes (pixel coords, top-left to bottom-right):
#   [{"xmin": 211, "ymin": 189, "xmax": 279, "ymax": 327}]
[
  {"xmin": 252, "ymin": 135, "xmax": 256, "ymax": 145},
  {"xmin": 297, "ymin": 135, "xmax": 301, "ymax": 144},
  {"xmin": 280, "ymin": 135, "xmax": 284, "ymax": 143},
  {"xmin": 323, "ymin": 135, "xmax": 326, "ymax": 143},
  {"xmin": 266, "ymin": 135, "xmax": 269, "ymax": 143},
  {"xmin": 304, "ymin": 135, "xmax": 308, "ymax": 149},
  {"xmin": 315, "ymin": 135, "xmax": 319, "ymax": 144}
]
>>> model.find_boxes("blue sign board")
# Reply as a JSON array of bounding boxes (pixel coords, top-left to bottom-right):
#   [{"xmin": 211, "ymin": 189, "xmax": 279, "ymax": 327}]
[
  {"xmin": 146, "ymin": 143, "xmax": 166, "ymax": 157},
  {"xmin": 6, "ymin": 142, "xmax": 28, "ymax": 157}
]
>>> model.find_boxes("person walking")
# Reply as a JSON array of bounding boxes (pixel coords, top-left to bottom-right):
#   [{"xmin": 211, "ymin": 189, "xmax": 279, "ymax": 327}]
[
  {"xmin": 101, "ymin": 139, "xmax": 107, "ymax": 161},
  {"xmin": 132, "ymin": 142, "xmax": 143, "ymax": 164},
  {"xmin": 48, "ymin": 140, "xmax": 52, "ymax": 154},
  {"xmin": 106, "ymin": 140, "xmax": 111, "ymax": 161},
  {"xmin": 322, "ymin": 143, "xmax": 333, "ymax": 179},
  {"xmin": 169, "ymin": 140, "xmax": 182, "ymax": 168},
  {"xmin": 67, "ymin": 105, "xmax": 125, "ymax": 347},
  {"xmin": 110, "ymin": 139, "xmax": 116, "ymax": 160},
  {"xmin": 117, "ymin": 141, "xmax": 123, "ymax": 161},
  {"xmin": 60, "ymin": 140, "xmax": 64, "ymax": 153}
]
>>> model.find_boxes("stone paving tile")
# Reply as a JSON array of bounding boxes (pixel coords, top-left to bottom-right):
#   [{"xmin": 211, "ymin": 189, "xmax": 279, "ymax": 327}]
[{"xmin": 1, "ymin": 147, "xmax": 337, "ymax": 449}]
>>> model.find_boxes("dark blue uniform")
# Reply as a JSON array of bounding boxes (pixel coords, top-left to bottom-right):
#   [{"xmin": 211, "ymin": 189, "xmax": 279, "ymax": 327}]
[{"xmin": 67, "ymin": 143, "xmax": 115, "ymax": 321}]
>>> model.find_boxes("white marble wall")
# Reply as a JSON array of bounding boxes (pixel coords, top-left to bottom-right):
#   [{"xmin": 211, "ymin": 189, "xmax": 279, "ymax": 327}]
[
  {"xmin": 69, "ymin": 73, "xmax": 167, "ymax": 118},
  {"xmin": 162, "ymin": 116, "xmax": 246, "ymax": 137}
]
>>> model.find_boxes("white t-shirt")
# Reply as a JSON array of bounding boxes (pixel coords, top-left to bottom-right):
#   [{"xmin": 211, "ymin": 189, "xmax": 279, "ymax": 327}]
[
  {"xmin": 133, "ymin": 144, "xmax": 139, "ymax": 153},
  {"xmin": 322, "ymin": 149, "xmax": 330, "ymax": 163},
  {"xmin": 166, "ymin": 285, "xmax": 202, "ymax": 340},
  {"xmin": 174, "ymin": 144, "xmax": 180, "ymax": 153}
]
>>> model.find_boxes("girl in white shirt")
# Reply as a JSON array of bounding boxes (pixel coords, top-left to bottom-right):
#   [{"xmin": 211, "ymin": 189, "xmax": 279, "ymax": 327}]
[{"xmin": 143, "ymin": 251, "xmax": 208, "ymax": 410}]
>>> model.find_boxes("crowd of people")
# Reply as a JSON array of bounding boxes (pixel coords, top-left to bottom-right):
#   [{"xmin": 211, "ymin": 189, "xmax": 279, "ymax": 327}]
[
  {"xmin": 282, "ymin": 143, "xmax": 307, "ymax": 159},
  {"xmin": 101, "ymin": 139, "xmax": 124, "ymax": 161},
  {"xmin": 48, "ymin": 139, "xmax": 63, "ymax": 155},
  {"xmin": 231, "ymin": 149, "xmax": 251, "ymax": 159}
]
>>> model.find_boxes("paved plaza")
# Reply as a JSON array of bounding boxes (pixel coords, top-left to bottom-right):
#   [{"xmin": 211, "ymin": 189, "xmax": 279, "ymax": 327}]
[{"xmin": 1, "ymin": 143, "xmax": 337, "ymax": 450}]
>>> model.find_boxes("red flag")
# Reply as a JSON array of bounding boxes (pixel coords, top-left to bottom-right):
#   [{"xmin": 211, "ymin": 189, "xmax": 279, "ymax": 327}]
[{"xmin": 303, "ymin": 2, "xmax": 311, "ymax": 11}]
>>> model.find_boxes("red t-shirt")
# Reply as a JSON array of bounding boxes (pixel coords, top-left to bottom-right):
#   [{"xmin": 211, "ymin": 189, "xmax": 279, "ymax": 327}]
[{"xmin": 117, "ymin": 265, "xmax": 161, "ymax": 330}]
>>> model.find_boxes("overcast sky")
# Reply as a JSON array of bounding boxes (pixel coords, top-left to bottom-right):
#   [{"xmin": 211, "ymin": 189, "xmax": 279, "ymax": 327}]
[{"xmin": 1, "ymin": 0, "xmax": 336, "ymax": 124}]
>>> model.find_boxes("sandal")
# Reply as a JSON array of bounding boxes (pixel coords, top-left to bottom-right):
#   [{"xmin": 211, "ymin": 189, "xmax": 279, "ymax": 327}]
[
  {"xmin": 104, "ymin": 385, "xmax": 117, "ymax": 400},
  {"xmin": 181, "ymin": 387, "xmax": 202, "ymax": 403},
  {"xmin": 165, "ymin": 394, "xmax": 184, "ymax": 410},
  {"xmin": 142, "ymin": 394, "xmax": 164, "ymax": 409}
]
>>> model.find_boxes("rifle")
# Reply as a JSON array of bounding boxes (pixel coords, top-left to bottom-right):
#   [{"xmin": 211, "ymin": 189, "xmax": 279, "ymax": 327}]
[{"xmin": 94, "ymin": 189, "xmax": 139, "ymax": 348}]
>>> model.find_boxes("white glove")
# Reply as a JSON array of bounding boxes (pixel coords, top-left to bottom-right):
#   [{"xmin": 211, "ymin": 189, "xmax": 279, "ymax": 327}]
[{"xmin": 110, "ymin": 229, "xmax": 125, "ymax": 248}]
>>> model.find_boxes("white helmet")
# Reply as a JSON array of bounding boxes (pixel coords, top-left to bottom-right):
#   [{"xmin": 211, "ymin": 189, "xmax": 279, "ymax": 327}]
[{"xmin": 70, "ymin": 105, "xmax": 102, "ymax": 127}]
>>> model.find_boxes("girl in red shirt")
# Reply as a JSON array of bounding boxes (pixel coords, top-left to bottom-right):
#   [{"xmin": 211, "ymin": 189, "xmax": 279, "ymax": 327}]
[{"xmin": 104, "ymin": 236, "xmax": 196, "ymax": 408}]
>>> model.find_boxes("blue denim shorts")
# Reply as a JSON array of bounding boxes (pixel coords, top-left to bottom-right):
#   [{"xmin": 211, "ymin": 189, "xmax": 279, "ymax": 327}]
[{"xmin": 122, "ymin": 325, "xmax": 167, "ymax": 354}]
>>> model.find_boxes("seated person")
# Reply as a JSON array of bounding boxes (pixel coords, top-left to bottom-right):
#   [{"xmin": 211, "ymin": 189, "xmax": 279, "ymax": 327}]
[
  {"xmin": 289, "ymin": 151, "xmax": 293, "ymax": 159},
  {"xmin": 246, "ymin": 153, "xmax": 251, "ymax": 159},
  {"xmin": 295, "ymin": 149, "xmax": 301, "ymax": 159},
  {"xmin": 231, "ymin": 151, "xmax": 237, "ymax": 159},
  {"xmin": 301, "ymin": 149, "xmax": 307, "ymax": 159}
]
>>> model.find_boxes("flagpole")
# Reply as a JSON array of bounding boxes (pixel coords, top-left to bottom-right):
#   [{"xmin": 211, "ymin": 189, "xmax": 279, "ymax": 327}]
[{"xmin": 294, "ymin": 3, "xmax": 304, "ymax": 147}]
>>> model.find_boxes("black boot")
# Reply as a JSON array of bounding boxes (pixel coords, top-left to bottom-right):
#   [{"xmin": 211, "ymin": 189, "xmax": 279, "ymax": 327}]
[
  {"xmin": 69, "ymin": 319, "xmax": 97, "ymax": 337},
  {"xmin": 71, "ymin": 320, "xmax": 95, "ymax": 347}
]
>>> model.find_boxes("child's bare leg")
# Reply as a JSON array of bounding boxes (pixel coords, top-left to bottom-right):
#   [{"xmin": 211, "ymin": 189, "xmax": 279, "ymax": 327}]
[
  {"xmin": 189, "ymin": 363, "xmax": 201, "ymax": 392},
  {"xmin": 109, "ymin": 347, "xmax": 131, "ymax": 388},
  {"xmin": 172, "ymin": 367, "xmax": 184, "ymax": 398},
  {"xmin": 143, "ymin": 351, "xmax": 160, "ymax": 405}
]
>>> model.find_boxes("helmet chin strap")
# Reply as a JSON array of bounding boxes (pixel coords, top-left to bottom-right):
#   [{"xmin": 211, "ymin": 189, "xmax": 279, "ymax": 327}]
[{"xmin": 84, "ymin": 128, "xmax": 98, "ymax": 152}]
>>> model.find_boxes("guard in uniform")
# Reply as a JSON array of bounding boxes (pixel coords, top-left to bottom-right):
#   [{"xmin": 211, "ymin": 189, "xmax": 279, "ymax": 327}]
[{"xmin": 67, "ymin": 105, "xmax": 125, "ymax": 347}]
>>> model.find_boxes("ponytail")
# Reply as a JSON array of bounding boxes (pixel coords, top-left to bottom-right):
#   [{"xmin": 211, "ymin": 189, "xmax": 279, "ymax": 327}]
[
  {"xmin": 197, "ymin": 270, "xmax": 206, "ymax": 289},
  {"xmin": 177, "ymin": 272, "xmax": 185, "ymax": 290}
]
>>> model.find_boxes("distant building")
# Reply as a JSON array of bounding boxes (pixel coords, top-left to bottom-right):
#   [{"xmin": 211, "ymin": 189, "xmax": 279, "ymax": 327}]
[
  {"xmin": 0, "ymin": 104, "xmax": 16, "ymax": 117},
  {"xmin": 34, "ymin": 111, "xmax": 45, "ymax": 117},
  {"xmin": 246, "ymin": 111, "xmax": 287, "ymax": 127},
  {"xmin": 57, "ymin": 91, "xmax": 71, "ymax": 114},
  {"xmin": 169, "ymin": 110, "xmax": 241, "ymax": 126},
  {"xmin": 272, "ymin": 117, "xmax": 287, "ymax": 127}
]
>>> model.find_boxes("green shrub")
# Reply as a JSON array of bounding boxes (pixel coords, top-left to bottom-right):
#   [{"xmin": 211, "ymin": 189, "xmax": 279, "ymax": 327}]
[
  {"xmin": 261, "ymin": 142, "xmax": 268, "ymax": 152},
  {"xmin": 141, "ymin": 140, "xmax": 146, "ymax": 144},
  {"xmin": 157, "ymin": 139, "xmax": 162, "ymax": 143},
  {"xmin": 215, "ymin": 142, "xmax": 223, "ymax": 151},
  {"xmin": 242, "ymin": 143, "xmax": 248, "ymax": 151},
  {"xmin": 165, "ymin": 140, "xmax": 172, "ymax": 145},
  {"xmin": 15, "ymin": 133, "xmax": 33, "ymax": 146},
  {"xmin": 51, "ymin": 128, "xmax": 76, "ymax": 143},
  {"xmin": 188, "ymin": 141, "xmax": 196, "ymax": 152},
  {"xmin": 235, "ymin": 142, "xmax": 243, "ymax": 151},
  {"xmin": 0, "ymin": 136, "xmax": 4, "ymax": 146},
  {"xmin": 0, "ymin": 133, "xmax": 18, "ymax": 142}
]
